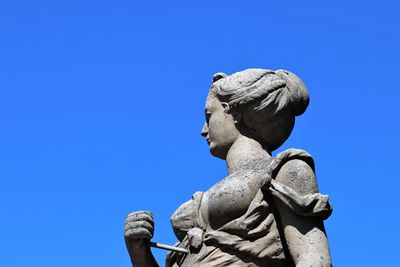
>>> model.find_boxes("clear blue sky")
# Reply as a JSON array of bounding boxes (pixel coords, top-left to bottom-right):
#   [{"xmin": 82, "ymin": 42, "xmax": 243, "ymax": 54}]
[{"xmin": 0, "ymin": 1, "xmax": 399, "ymax": 266}]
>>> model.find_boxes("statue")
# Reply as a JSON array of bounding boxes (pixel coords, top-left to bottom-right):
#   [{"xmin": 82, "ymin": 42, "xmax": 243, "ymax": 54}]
[{"xmin": 124, "ymin": 68, "xmax": 333, "ymax": 266}]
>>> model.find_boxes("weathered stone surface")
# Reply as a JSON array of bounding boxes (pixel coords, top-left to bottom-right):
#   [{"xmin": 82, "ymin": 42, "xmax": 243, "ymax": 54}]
[{"xmin": 124, "ymin": 68, "xmax": 332, "ymax": 266}]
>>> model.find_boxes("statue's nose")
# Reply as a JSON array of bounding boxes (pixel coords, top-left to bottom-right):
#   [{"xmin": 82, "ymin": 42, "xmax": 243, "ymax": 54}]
[{"xmin": 201, "ymin": 122, "xmax": 208, "ymax": 137}]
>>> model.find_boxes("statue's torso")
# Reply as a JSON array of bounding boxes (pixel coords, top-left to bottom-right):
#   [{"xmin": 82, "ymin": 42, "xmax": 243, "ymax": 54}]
[
  {"xmin": 167, "ymin": 149, "xmax": 330, "ymax": 267},
  {"xmin": 169, "ymin": 157, "xmax": 289, "ymax": 267}
]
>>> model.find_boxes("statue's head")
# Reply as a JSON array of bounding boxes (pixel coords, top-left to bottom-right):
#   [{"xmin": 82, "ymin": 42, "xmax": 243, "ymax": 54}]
[{"xmin": 201, "ymin": 68, "xmax": 309, "ymax": 159}]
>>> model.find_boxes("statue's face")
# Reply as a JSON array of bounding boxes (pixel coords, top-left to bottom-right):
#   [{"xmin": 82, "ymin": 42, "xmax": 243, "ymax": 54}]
[{"xmin": 201, "ymin": 94, "xmax": 240, "ymax": 160}]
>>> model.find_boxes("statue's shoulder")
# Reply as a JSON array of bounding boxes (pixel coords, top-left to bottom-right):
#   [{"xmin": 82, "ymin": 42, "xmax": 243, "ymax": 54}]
[{"xmin": 273, "ymin": 148, "xmax": 319, "ymax": 195}]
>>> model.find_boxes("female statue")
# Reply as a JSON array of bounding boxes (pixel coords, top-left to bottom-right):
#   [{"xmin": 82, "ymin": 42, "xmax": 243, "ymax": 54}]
[{"xmin": 124, "ymin": 68, "xmax": 333, "ymax": 266}]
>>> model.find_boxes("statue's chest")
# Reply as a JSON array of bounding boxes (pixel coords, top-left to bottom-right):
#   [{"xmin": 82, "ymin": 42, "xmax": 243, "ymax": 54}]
[{"xmin": 203, "ymin": 171, "xmax": 265, "ymax": 229}]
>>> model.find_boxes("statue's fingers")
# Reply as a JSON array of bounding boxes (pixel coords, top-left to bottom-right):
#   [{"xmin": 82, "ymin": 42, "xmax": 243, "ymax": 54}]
[
  {"xmin": 124, "ymin": 221, "xmax": 154, "ymax": 234},
  {"xmin": 127, "ymin": 211, "xmax": 153, "ymax": 218},
  {"xmin": 125, "ymin": 213, "xmax": 154, "ymax": 226},
  {"xmin": 124, "ymin": 228, "xmax": 152, "ymax": 240}
]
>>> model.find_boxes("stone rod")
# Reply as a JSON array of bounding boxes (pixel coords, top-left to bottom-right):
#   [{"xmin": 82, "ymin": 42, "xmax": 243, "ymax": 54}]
[{"xmin": 148, "ymin": 242, "xmax": 189, "ymax": 254}]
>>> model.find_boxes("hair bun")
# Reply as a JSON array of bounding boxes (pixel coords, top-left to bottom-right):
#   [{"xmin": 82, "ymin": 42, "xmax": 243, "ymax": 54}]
[{"xmin": 276, "ymin": 70, "xmax": 309, "ymax": 116}]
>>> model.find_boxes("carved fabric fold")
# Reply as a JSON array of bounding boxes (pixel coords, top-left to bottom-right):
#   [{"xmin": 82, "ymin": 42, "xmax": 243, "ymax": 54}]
[
  {"xmin": 203, "ymin": 189, "xmax": 286, "ymax": 264},
  {"xmin": 269, "ymin": 180, "xmax": 332, "ymax": 220}
]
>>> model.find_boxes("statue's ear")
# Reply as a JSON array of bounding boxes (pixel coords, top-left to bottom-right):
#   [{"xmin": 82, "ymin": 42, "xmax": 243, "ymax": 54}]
[
  {"xmin": 221, "ymin": 102, "xmax": 242, "ymax": 124},
  {"xmin": 212, "ymin": 72, "xmax": 227, "ymax": 83},
  {"xmin": 221, "ymin": 102, "xmax": 230, "ymax": 114}
]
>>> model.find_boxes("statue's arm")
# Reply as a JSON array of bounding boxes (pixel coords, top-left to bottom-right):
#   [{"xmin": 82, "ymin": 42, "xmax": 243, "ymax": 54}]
[{"xmin": 274, "ymin": 159, "xmax": 332, "ymax": 267}]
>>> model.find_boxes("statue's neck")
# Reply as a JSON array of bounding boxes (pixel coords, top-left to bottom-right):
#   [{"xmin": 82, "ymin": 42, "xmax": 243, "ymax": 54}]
[{"xmin": 226, "ymin": 134, "xmax": 272, "ymax": 174}]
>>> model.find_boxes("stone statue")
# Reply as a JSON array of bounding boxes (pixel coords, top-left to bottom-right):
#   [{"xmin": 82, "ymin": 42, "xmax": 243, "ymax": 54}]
[{"xmin": 124, "ymin": 68, "xmax": 333, "ymax": 266}]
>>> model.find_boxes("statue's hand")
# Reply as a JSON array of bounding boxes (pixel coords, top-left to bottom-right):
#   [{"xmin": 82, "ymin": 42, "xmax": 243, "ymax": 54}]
[{"xmin": 124, "ymin": 211, "xmax": 154, "ymax": 255}]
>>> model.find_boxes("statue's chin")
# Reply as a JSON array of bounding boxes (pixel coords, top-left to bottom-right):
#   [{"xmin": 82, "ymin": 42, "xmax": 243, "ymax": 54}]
[{"xmin": 209, "ymin": 144, "xmax": 227, "ymax": 160}]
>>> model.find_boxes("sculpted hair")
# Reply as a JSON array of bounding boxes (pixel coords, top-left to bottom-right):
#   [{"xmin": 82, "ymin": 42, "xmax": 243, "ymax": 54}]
[{"xmin": 211, "ymin": 68, "xmax": 309, "ymax": 151}]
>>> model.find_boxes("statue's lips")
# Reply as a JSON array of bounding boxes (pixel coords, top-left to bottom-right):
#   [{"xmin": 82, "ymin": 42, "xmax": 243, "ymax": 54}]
[{"xmin": 206, "ymin": 138, "xmax": 211, "ymax": 145}]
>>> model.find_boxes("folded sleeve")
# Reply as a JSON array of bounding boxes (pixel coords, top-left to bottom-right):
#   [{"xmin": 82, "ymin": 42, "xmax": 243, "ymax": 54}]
[{"xmin": 269, "ymin": 179, "xmax": 332, "ymax": 220}]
